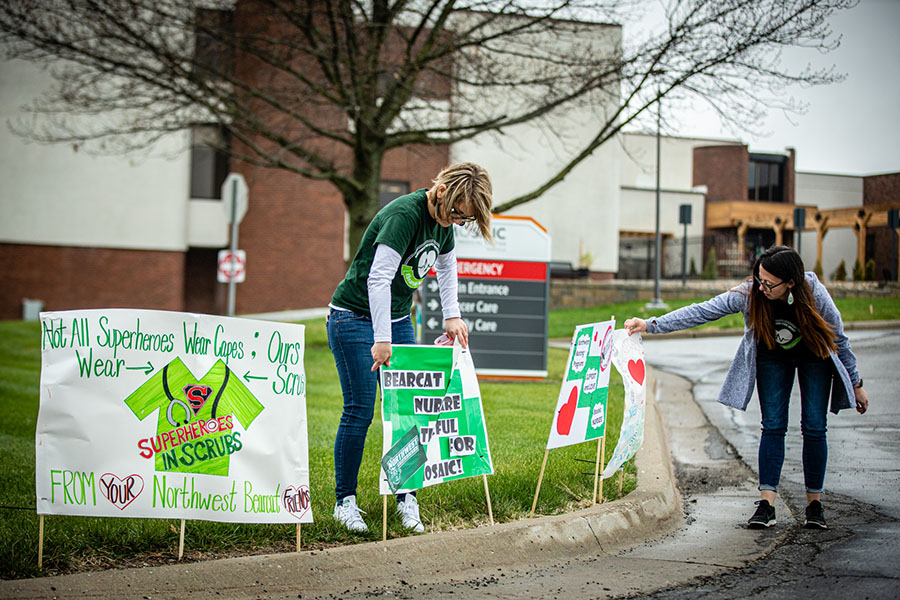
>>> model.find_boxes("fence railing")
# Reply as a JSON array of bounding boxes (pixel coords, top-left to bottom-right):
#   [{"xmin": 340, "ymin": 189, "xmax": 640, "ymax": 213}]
[{"xmin": 617, "ymin": 233, "xmax": 776, "ymax": 280}]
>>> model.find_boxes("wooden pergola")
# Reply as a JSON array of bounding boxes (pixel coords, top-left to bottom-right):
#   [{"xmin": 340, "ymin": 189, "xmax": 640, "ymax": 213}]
[{"xmin": 706, "ymin": 200, "xmax": 900, "ymax": 271}]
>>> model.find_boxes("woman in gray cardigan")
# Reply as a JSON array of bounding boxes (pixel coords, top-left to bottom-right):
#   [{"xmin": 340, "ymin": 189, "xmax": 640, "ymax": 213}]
[{"xmin": 624, "ymin": 246, "xmax": 868, "ymax": 530}]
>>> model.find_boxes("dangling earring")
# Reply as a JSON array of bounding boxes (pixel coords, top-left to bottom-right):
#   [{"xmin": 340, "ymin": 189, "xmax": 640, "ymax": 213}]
[{"xmin": 787, "ymin": 289, "xmax": 794, "ymax": 305}]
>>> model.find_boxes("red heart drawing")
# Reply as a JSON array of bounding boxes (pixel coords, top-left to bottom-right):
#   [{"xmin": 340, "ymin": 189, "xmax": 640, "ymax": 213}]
[
  {"xmin": 99, "ymin": 473, "xmax": 144, "ymax": 510},
  {"xmin": 556, "ymin": 385, "xmax": 579, "ymax": 436},
  {"xmin": 282, "ymin": 485, "xmax": 312, "ymax": 520},
  {"xmin": 627, "ymin": 359, "xmax": 645, "ymax": 385}
]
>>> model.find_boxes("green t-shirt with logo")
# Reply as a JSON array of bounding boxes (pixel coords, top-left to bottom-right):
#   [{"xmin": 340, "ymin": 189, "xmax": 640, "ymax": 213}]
[
  {"xmin": 759, "ymin": 301, "xmax": 814, "ymax": 358},
  {"xmin": 331, "ymin": 188, "xmax": 455, "ymax": 319}
]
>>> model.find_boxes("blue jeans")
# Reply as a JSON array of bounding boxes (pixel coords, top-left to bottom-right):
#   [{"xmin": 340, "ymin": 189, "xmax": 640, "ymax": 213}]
[
  {"xmin": 755, "ymin": 353, "xmax": 833, "ymax": 494},
  {"xmin": 327, "ymin": 308, "xmax": 415, "ymax": 503}
]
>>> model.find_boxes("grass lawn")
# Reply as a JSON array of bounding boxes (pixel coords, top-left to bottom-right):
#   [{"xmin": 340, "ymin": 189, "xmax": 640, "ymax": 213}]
[{"xmin": 0, "ymin": 316, "xmax": 630, "ymax": 579}]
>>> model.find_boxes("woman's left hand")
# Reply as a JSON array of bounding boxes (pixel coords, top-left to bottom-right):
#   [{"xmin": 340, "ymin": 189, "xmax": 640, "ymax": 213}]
[
  {"xmin": 444, "ymin": 317, "xmax": 469, "ymax": 349},
  {"xmin": 854, "ymin": 385, "xmax": 868, "ymax": 414}
]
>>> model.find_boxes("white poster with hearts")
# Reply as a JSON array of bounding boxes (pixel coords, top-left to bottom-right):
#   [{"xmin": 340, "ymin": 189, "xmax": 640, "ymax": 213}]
[
  {"xmin": 602, "ymin": 330, "xmax": 647, "ymax": 479},
  {"xmin": 36, "ymin": 308, "xmax": 312, "ymax": 523},
  {"xmin": 545, "ymin": 319, "xmax": 615, "ymax": 450}
]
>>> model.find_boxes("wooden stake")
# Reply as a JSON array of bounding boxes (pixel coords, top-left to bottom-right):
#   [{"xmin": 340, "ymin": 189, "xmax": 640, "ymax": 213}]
[
  {"xmin": 530, "ymin": 449, "xmax": 550, "ymax": 518},
  {"xmin": 178, "ymin": 519, "xmax": 185, "ymax": 560},
  {"xmin": 38, "ymin": 514, "xmax": 44, "ymax": 569},
  {"xmin": 593, "ymin": 437, "xmax": 602, "ymax": 504},
  {"xmin": 296, "ymin": 523, "xmax": 301, "ymax": 552},
  {"xmin": 598, "ymin": 436, "xmax": 606, "ymax": 504},
  {"xmin": 482, "ymin": 475, "xmax": 494, "ymax": 526},
  {"xmin": 382, "ymin": 495, "xmax": 388, "ymax": 542}
]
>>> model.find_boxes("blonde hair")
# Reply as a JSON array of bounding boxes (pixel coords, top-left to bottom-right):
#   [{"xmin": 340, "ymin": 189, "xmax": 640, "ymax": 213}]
[{"xmin": 431, "ymin": 162, "xmax": 493, "ymax": 242}]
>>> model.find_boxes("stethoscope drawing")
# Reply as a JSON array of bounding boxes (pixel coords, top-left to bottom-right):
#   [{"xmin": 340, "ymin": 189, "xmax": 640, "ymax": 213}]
[{"xmin": 162, "ymin": 363, "xmax": 231, "ymax": 427}]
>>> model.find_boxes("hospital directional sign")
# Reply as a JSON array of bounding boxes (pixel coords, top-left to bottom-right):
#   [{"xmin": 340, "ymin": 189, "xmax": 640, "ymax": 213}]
[{"xmin": 421, "ymin": 216, "xmax": 550, "ymax": 379}]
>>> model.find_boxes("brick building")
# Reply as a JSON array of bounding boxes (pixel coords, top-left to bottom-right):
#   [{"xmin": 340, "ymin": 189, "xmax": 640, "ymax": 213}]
[{"xmin": 1, "ymin": 6, "xmax": 621, "ymax": 320}]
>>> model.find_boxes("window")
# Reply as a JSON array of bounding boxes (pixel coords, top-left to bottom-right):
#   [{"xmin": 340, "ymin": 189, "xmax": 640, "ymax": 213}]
[
  {"xmin": 748, "ymin": 154, "xmax": 786, "ymax": 203},
  {"xmin": 379, "ymin": 181, "xmax": 410, "ymax": 209},
  {"xmin": 190, "ymin": 126, "xmax": 230, "ymax": 199},
  {"xmin": 193, "ymin": 9, "xmax": 234, "ymax": 80}
]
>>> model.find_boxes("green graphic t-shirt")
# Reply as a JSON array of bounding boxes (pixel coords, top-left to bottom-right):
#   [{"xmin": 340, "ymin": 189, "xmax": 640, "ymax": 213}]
[
  {"xmin": 331, "ymin": 189, "xmax": 455, "ymax": 319},
  {"xmin": 760, "ymin": 302, "xmax": 814, "ymax": 358},
  {"xmin": 125, "ymin": 357, "xmax": 264, "ymax": 476}
]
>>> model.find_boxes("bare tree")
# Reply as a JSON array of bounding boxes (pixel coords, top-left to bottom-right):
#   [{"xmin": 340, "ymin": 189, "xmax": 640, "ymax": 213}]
[{"xmin": 0, "ymin": 0, "xmax": 853, "ymax": 253}]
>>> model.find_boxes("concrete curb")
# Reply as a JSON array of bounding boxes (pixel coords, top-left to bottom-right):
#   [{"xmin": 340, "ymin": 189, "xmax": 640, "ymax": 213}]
[{"xmin": 1, "ymin": 374, "xmax": 681, "ymax": 599}]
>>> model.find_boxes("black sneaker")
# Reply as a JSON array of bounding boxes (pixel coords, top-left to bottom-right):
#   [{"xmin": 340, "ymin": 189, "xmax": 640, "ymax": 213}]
[
  {"xmin": 747, "ymin": 499, "xmax": 776, "ymax": 528},
  {"xmin": 804, "ymin": 500, "xmax": 828, "ymax": 529}
]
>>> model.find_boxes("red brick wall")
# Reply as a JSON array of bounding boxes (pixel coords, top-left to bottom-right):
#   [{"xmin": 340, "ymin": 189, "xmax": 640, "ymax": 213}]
[
  {"xmin": 0, "ymin": 244, "xmax": 185, "ymax": 320},
  {"xmin": 230, "ymin": 166, "xmax": 347, "ymax": 314},
  {"xmin": 863, "ymin": 172, "xmax": 900, "ymax": 205},
  {"xmin": 693, "ymin": 145, "xmax": 749, "ymax": 202},
  {"xmin": 863, "ymin": 172, "xmax": 900, "ymax": 281}
]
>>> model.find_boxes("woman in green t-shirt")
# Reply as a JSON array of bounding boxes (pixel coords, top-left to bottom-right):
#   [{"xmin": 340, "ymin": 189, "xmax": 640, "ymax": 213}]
[{"xmin": 327, "ymin": 163, "xmax": 493, "ymax": 533}]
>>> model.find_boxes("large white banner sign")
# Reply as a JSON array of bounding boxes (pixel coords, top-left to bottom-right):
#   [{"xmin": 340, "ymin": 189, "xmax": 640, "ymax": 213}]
[{"xmin": 36, "ymin": 309, "xmax": 312, "ymax": 523}]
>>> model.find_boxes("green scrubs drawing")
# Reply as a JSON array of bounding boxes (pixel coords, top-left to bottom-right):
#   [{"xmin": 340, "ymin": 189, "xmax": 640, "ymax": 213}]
[{"xmin": 125, "ymin": 357, "xmax": 263, "ymax": 476}]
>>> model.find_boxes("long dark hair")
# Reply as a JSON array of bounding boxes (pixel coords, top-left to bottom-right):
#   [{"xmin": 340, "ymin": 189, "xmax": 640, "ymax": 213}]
[{"xmin": 747, "ymin": 246, "xmax": 836, "ymax": 358}]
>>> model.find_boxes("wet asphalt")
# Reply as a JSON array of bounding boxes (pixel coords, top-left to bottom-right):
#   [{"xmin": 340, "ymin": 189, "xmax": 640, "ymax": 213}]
[{"xmin": 632, "ymin": 327, "xmax": 900, "ymax": 600}]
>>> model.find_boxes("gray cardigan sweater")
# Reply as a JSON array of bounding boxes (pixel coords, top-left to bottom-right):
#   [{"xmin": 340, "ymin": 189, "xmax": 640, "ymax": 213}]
[{"xmin": 645, "ymin": 272, "xmax": 860, "ymax": 414}]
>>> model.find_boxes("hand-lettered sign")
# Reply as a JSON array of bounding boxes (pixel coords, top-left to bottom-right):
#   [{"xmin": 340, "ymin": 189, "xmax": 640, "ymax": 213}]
[
  {"xmin": 545, "ymin": 319, "xmax": 615, "ymax": 450},
  {"xmin": 36, "ymin": 308, "xmax": 311, "ymax": 523},
  {"xmin": 602, "ymin": 330, "xmax": 647, "ymax": 479},
  {"xmin": 379, "ymin": 344, "xmax": 493, "ymax": 493}
]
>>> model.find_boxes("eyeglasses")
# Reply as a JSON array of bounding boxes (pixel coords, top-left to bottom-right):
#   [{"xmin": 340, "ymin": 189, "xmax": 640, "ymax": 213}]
[
  {"xmin": 449, "ymin": 207, "xmax": 476, "ymax": 223},
  {"xmin": 754, "ymin": 276, "xmax": 786, "ymax": 292}
]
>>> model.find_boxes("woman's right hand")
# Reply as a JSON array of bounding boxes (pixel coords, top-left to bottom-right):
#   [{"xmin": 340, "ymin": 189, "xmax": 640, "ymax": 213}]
[
  {"xmin": 371, "ymin": 341, "xmax": 392, "ymax": 372},
  {"xmin": 623, "ymin": 317, "xmax": 647, "ymax": 335}
]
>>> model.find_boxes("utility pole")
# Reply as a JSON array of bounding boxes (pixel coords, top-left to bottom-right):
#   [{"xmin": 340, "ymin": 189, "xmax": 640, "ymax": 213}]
[{"xmin": 646, "ymin": 94, "xmax": 668, "ymax": 310}]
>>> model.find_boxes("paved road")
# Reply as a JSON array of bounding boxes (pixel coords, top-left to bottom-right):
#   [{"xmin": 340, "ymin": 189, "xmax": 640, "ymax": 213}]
[{"xmin": 635, "ymin": 328, "xmax": 900, "ymax": 599}]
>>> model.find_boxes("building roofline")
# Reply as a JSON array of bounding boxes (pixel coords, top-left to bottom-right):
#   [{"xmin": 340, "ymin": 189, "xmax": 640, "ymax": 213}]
[{"xmin": 621, "ymin": 130, "xmax": 743, "ymax": 145}]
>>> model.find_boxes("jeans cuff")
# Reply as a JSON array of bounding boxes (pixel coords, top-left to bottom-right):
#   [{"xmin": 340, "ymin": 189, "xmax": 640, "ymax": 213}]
[
  {"xmin": 758, "ymin": 484, "xmax": 778, "ymax": 492},
  {"xmin": 805, "ymin": 487, "xmax": 824, "ymax": 494}
]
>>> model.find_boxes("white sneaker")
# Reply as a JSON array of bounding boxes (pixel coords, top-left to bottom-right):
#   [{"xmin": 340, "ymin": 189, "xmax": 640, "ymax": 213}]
[
  {"xmin": 333, "ymin": 495, "xmax": 368, "ymax": 532},
  {"xmin": 396, "ymin": 495, "xmax": 424, "ymax": 533}
]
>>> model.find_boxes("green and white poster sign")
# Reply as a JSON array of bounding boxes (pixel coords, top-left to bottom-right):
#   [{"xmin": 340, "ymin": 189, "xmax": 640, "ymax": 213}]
[
  {"xmin": 381, "ymin": 426, "xmax": 428, "ymax": 493},
  {"xmin": 379, "ymin": 345, "xmax": 493, "ymax": 494},
  {"xmin": 545, "ymin": 319, "xmax": 615, "ymax": 450},
  {"xmin": 36, "ymin": 308, "xmax": 311, "ymax": 524}
]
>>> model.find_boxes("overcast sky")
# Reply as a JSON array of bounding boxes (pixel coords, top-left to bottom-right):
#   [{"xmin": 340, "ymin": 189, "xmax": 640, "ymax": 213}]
[{"xmin": 628, "ymin": 0, "xmax": 900, "ymax": 176}]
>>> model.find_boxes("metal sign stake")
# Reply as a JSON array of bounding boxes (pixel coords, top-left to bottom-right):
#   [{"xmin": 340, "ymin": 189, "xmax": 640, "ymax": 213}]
[{"xmin": 228, "ymin": 178, "xmax": 239, "ymax": 317}]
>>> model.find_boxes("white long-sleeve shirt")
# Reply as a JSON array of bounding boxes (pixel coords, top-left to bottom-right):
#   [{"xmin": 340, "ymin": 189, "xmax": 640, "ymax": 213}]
[{"xmin": 367, "ymin": 244, "xmax": 461, "ymax": 342}]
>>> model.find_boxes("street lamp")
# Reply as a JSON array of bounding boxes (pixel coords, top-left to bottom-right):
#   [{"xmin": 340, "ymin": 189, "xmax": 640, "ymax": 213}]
[{"xmin": 646, "ymin": 94, "xmax": 668, "ymax": 310}]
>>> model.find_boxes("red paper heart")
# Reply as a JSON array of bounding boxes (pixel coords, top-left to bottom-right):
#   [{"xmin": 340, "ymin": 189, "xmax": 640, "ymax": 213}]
[
  {"xmin": 282, "ymin": 485, "xmax": 312, "ymax": 520},
  {"xmin": 99, "ymin": 473, "xmax": 144, "ymax": 510},
  {"xmin": 627, "ymin": 359, "xmax": 645, "ymax": 385},
  {"xmin": 556, "ymin": 385, "xmax": 579, "ymax": 436}
]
